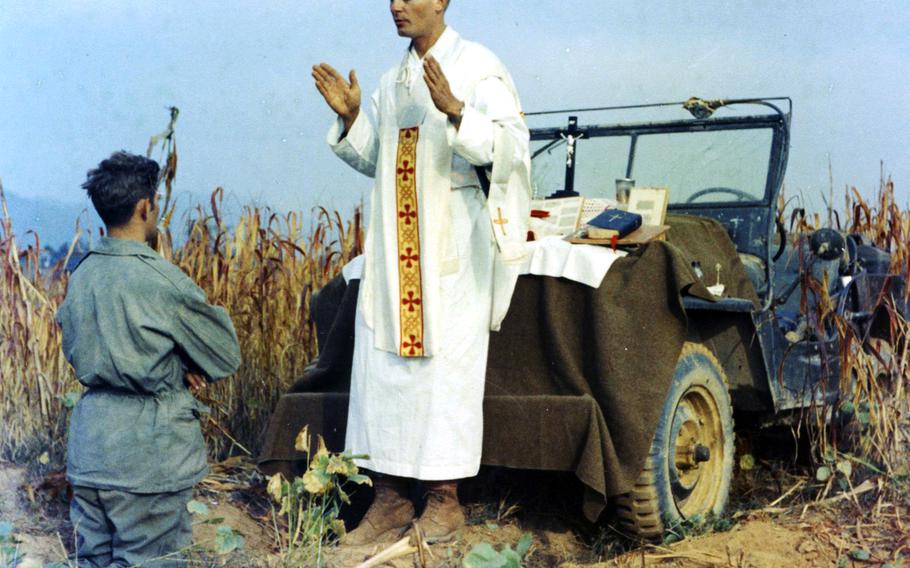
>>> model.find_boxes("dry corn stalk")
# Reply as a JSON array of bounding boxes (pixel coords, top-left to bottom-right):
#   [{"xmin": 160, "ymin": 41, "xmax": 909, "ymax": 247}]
[{"xmin": 354, "ymin": 537, "xmax": 417, "ymax": 568}]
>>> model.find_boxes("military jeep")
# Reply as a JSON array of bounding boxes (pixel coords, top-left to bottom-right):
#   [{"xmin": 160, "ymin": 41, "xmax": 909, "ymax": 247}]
[
  {"xmin": 525, "ymin": 97, "xmax": 908, "ymax": 538},
  {"xmin": 259, "ymin": 97, "xmax": 907, "ymax": 542}
]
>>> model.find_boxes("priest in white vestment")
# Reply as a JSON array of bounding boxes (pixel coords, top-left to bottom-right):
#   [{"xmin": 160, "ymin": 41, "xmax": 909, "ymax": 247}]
[{"xmin": 312, "ymin": 0, "xmax": 530, "ymax": 545}]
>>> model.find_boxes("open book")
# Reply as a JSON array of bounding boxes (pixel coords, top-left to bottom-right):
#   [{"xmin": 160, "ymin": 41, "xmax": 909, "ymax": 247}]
[
  {"xmin": 529, "ymin": 196, "xmax": 615, "ymax": 238},
  {"xmin": 627, "ymin": 187, "xmax": 670, "ymax": 226}
]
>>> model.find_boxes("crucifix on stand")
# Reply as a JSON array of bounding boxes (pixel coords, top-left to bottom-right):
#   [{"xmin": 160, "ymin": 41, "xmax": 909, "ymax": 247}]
[{"xmin": 547, "ymin": 116, "xmax": 583, "ymax": 199}]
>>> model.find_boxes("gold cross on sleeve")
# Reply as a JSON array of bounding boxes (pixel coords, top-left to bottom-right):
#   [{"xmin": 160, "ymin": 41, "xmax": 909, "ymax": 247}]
[{"xmin": 493, "ymin": 207, "xmax": 508, "ymax": 235}]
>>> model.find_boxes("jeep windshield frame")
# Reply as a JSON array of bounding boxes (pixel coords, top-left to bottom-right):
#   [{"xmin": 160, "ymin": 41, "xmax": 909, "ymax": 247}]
[{"xmin": 527, "ymin": 98, "xmax": 792, "ymax": 302}]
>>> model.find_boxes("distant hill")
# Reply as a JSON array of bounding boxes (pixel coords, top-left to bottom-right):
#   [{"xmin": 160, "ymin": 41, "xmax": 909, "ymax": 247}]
[
  {"xmin": 2, "ymin": 191, "xmax": 99, "ymax": 248},
  {"xmin": 3, "ymin": 189, "xmax": 249, "ymax": 252}
]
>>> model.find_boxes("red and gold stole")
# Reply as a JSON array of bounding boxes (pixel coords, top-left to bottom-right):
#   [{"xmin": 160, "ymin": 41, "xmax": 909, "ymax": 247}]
[{"xmin": 394, "ymin": 127, "xmax": 424, "ymax": 357}]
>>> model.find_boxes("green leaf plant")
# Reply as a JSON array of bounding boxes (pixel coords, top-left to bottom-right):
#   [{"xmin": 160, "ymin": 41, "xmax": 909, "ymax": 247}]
[
  {"xmin": 462, "ymin": 532, "xmax": 533, "ymax": 568},
  {"xmin": 267, "ymin": 426, "xmax": 372, "ymax": 566}
]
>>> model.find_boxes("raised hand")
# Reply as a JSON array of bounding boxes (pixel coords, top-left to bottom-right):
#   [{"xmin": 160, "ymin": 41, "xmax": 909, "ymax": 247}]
[
  {"xmin": 312, "ymin": 63, "xmax": 362, "ymax": 133},
  {"xmin": 423, "ymin": 55, "xmax": 464, "ymax": 127}
]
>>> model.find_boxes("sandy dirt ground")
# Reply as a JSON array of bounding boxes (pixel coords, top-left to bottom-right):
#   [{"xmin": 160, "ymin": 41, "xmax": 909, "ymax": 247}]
[
  {"xmin": 0, "ymin": 465, "xmax": 70, "ymax": 565},
  {"xmin": 567, "ymin": 519, "xmax": 841, "ymax": 567},
  {"xmin": 323, "ymin": 512, "xmax": 857, "ymax": 568},
  {"xmin": 2, "ymin": 461, "xmax": 907, "ymax": 567}
]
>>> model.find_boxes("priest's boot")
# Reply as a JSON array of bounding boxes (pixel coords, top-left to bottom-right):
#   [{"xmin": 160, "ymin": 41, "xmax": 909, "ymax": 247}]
[
  {"xmin": 340, "ymin": 476, "xmax": 414, "ymax": 546},
  {"xmin": 413, "ymin": 481, "xmax": 465, "ymax": 544}
]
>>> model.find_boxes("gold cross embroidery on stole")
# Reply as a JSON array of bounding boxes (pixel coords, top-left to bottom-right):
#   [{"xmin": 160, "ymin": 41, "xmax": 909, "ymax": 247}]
[{"xmin": 394, "ymin": 127, "xmax": 425, "ymax": 357}]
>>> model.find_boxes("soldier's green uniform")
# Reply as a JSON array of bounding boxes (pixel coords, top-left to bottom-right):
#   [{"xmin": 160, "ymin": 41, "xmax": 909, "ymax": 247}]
[{"xmin": 57, "ymin": 237, "xmax": 241, "ymax": 567}]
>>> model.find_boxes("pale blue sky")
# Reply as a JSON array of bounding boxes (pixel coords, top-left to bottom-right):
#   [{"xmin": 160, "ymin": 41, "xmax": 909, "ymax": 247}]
[{"xmin": 1, "ymin": 1, "xmax": 908, "ymax": 235}]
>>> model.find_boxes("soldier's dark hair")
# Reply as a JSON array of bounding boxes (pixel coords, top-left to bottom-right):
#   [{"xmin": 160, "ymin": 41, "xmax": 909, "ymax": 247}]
[{"xmin": 82, "ymin": 151, "xmax": 159, "ymax": 227}]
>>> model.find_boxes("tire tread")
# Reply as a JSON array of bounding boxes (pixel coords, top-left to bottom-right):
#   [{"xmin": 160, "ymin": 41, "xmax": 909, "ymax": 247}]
[{"xmin": 612, "ymin": 342, "xmax": 733, "ymax": 542}]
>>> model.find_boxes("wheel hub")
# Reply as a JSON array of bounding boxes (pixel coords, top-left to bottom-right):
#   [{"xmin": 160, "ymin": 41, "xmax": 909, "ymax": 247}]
[{"xmin": 668, "ymin": 385, "xmax": 726, "ymax": 517}]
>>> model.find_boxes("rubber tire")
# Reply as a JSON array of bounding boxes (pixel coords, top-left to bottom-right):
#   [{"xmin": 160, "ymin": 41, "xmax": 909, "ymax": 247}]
[{"xmin": 614, "ymin": 342, "xmax": 735, "ymax": 541}]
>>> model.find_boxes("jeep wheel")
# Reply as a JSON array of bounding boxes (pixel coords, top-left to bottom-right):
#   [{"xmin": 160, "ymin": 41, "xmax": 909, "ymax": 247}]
[{"xmin": 614, "ymin": 342, "xmax": 734, "ymax": 541}]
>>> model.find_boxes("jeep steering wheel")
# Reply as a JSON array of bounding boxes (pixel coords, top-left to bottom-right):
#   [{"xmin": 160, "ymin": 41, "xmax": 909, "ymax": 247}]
[{"xmin": 685, "ymin": 187, "xmax": 755, "ymax": 204}]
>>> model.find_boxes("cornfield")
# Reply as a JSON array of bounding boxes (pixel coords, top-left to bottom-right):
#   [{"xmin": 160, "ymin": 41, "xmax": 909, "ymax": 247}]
[
  {"xmin": 0, "ymin": 165, "xmax": 907, "ymax": 488},
  {"xmin": 170, "ymin": 191, "xmax": 363, "ymax": 458},
  {"xmin": 779, "ymin": 177, "xmax": 910, "ymax": 478},
  {"xmin": 0, "ymin": 182, "xmax": 75, "ymax": 462},
  {"xmin": 0, "ymin": 176, "xmax": 363, "ymax": 463},
  {"xmin": 828, "ymin": 179, "xmax": 909, "ymax": 477}
]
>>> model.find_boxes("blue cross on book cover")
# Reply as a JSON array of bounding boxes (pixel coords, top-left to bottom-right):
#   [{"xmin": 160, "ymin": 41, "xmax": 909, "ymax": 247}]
[{"xmin": 587, "ymin": 209, "xmax": 643, "ymax": 238}]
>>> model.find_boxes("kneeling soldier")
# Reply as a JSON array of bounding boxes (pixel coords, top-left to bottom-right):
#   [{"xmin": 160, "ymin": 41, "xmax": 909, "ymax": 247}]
[{"xmin": 57, "ymin": 151, "xmax": 241, "ymax": 567}]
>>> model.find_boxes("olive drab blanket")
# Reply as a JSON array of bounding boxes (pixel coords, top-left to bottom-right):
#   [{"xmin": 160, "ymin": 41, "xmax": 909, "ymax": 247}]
[{"xmin": 259, "ymin": 216, "xmax": 758, "ymax": 520}]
